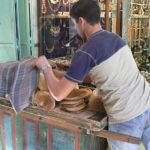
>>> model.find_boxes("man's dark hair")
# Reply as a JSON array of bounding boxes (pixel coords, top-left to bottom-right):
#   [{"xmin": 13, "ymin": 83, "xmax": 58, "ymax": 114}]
[{"xmin": 70, "ymin": 0, "xmax": 100, "ymax": 25}]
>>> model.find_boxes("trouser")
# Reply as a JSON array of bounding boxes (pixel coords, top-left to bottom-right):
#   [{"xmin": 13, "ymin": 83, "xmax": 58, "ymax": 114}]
[{"xmin": 108, "ymin": 107, "xmax": 150, "ymax": 150}]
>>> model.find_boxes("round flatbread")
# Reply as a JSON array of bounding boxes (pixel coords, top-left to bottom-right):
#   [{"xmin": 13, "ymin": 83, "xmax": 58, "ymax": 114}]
[
  {"xmin": 64, "ymin": 88, "xmax": 92, "ymax": 101},
  {"xmin": 33, "ymin": 90, "xmax": 55, "ymax": 110},
  {"xmin": 62, "ymin": 102, "xmax": 87, "ymax": 112}
]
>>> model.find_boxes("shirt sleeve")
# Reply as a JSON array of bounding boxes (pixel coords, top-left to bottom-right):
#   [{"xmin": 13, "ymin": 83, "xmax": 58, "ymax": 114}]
[{"xmin": 64, "ymin": 50, "xmax": 96, "ymax": 83}]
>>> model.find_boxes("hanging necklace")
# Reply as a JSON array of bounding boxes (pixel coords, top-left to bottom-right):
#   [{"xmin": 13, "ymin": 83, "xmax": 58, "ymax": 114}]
[
  {"xmin": 41, "ymin": 0, "xmax": 47, "ymax": 14},
  {"xmin": 48, "ymin": 0, "xmax": 61, "ymax": 13},
  {"xmin": 70, "ymin": 0, "xmax": 78, "ymax": 4},
  {"xmin": 50, "ymin": 0, "xmax": 60, "ymax": 4},
  {"xmin": 62, "ymin": 0, "xmax": 69, "ymax": 5}
]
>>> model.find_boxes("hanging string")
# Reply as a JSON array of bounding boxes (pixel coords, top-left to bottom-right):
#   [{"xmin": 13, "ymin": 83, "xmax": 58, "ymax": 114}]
[
  {"xmin": 41, "ymin": 0, "xmax": 47, "ymax": 14},
  {"xmin": 41, "ymin": 0, "xmax": 47, "ymax": 55}
]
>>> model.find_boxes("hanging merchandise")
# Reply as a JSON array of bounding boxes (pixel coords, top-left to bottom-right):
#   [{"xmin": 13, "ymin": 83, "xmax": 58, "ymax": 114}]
[
  {"xmin": 70, "ymin": 0, "xmax": 79, "ymax": 4},
  {"xmin": 62, "ymin": 0, "xmax": 69, "ymax": 5},
  {"xmin": 41, "ymin": 0, "xmax": 47, "ymax": 14},
  {"xmin": 50, "ymin": 25, "xmax": 60, "ymax": 37},
  {"xmin": 50, "ymin": 18, "xmax": 61, "ymax": 38},
  {"xmin": 50, "ymin": 0, "xmax": 60, "ymax": 4},
  {"xmin": 48, "ymin": 0, "xmax": 61, "ymax": 13}
]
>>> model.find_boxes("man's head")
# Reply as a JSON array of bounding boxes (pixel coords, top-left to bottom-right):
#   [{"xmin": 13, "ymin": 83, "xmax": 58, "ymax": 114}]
[{"xmin": 70, "ymin": 0, "xmax": 101, "ymax": 39}]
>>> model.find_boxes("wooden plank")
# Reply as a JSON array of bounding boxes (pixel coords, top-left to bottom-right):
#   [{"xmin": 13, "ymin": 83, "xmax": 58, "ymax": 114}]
[
  {"xmin": 0, "ymin": 101, "xmax": 141, "ymax": 144},
  {"xmin": 11, "ymin": 114, "xmax": 17, "ymax": 150},
  {"xmin": 17, "ymin": 0, "xmax": 32, "ymax": 59},
  {"xmin": 92, "ymin": 130, "xmax": 141, "ymax": 145},
  {"xmin": 52, "ymin": 128, "xmax": 75, "ymax": 150},
  {"xmin": 15, "ymin": 115, "xmax": 24, "ymax": 150},
  {"xmin": 39, "ymin": 122, "xmax": 48, "ymax": 149},
  {"xmin": 48, "ymin": 126, "xmax": 53, "ymax": 150},
  {"xmin": 0, "ymin": 112, "xmax": 3, "ymax": 150},
  {"xmin": 105, "ymin": 0, "xmax": 110, "ymax": 31},
  {"xmin": 116, "ymin": 0, "xmax": 121, "ymax": 35},
  {"xmin": 0, "ymin": 0, "xmax": 17, "ymax": 62},
  {"xmin": 22, "ymin": 118, "xmax": 27, "ymax": 150},
  {"xmin": 80, "ymin": 133, "xmax": 100, "ymax": 150},
  {"xmin": 0, "ymin": 112, "xmax": 6, "ymax": 150},
  {"xmin": 0, "ymin": 99, "xmax": 107, "ymax": 132},
  {"xmin": 74, "ymin": 132, "xmax": 80, "ymax": 150},
  {"xmin": 35, "ymin": 121, "xmax": 40, "ymax": 147},
  {"xmin": 3, "ymin": 114, "xmax": 13, "ymax": 150},
  {"xmin": 0, "ymin": 124, "xmax": 2, "ymax": 150},
  {"xmin": 26, "ymin": 120, "xmax": 36, "ymax": 150}
]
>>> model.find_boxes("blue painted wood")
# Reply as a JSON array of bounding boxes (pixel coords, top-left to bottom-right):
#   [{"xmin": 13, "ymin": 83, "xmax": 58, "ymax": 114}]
[
  {"xmin": 0, "ymin": 109, "xmax": 107, "ymax": 150},
  {"xmin": 26, "ymin": 120, "xmax": 36, "ymax": 150},
  {"xmin": 0, "ymin": 0, "xmax": 17, "ymax": 62},
  {"xmin": 39, "ymin": 122, "xmax": 48, "ymax": 150},
  {"xmin": 15, "ymin": 115, "xmax": 23, "ymax": 150},
  {"xmin": 52, "ymin": 128, "xmax": 75, "ymax": 150},
  {"xmin": 0, "ymin": 123, "xmax": 2, "ymax": 150},
  {"xmin": 80, "ymin": 133, "xmax": 101, "ymax": 150},
  {"xmin": 3, "ymin": 114, "xmax": 13, "ymax": 150},
  {"xmin": 17, "ymin": 0, "xmax": 32, "ymax": 59},
  {"xmin": 0, "ymin": 0, "xmax": 36, "ymax": 63}
]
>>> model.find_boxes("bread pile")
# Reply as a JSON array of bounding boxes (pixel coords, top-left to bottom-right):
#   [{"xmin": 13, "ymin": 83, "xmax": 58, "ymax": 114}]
[
  {"xmin": 60, "ymin": 88, "xmax": 92, "ymax": 113},
  {"xmin": 33, "ymin": 71, "xmax": 94, "ymax": 113}
]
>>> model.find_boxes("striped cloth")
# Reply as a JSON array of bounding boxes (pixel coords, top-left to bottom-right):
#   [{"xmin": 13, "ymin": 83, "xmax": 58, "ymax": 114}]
[{"xmin": 0, "ymin": 57, "xmax": 39, "ymax": 112}]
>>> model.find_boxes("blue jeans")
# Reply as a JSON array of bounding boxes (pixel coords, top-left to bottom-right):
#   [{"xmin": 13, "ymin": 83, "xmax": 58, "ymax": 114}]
[{"xmin": 108, "ymin": 107, "xmax": 150, "ymax": 150}]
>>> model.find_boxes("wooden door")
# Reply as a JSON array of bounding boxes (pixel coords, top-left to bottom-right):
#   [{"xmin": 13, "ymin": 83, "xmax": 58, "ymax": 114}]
[
  {"xmin": 17, "ymin": 0, "xmax": 35, "ymax": 59},
  {"xmin": 0, "ymin": 0, "xmax": 18, "ymax": 63}
]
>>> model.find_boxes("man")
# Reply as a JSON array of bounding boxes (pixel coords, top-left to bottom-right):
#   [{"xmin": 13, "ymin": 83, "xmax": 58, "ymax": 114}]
[{"xmin": 36, "ymin": 0, "xmax": 150, "ymax": 149}]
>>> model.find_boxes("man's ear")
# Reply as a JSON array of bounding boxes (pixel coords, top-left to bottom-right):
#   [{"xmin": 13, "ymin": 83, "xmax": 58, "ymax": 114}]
[{"xmin": 78, "ymin": 17, "xmax": 85, "ymax": 25}]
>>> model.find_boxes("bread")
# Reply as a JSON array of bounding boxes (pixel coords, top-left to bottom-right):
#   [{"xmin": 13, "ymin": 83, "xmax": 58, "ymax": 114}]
[
  {"xmin": 88, "ymin": 89, "xmax": 105, "ymax": 112},
  {"xmin": 60, "ymin": 99, "xmax": 84, "ymax": 105},
  {"xmin": 38, "ymin": 73, "xmax": 49, "ymax": 91},
  {"xmin": 64, "ymin": 88, "xmax": 92, "ymax": 101},
  {"xmin": 33, "ymin": 90, "xmax": 55, "ymax": 110},
  {"xmin": 60, "ymin": 99, "xmax": 84, "ymax": 108},
  {"xmin": 61, "ymin": 102, "xmax": 86, "ymax": 112},
  {"xmin": 60, "ymin": 88, "xmax": 92, "ymax": 113}
]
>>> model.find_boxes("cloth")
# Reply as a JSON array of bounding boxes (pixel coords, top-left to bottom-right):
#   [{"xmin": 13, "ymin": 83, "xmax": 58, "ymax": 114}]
[
  {"xmin": 0, "ymin": 57, "xmax": 39, "ymax": 112},
  {"xmin": 108, "ymin": 107, "xmax": 150, "ymax": 150},
  {"xmin": 64, "ymin": 30, "xmax": 150, "ymax": 124}
]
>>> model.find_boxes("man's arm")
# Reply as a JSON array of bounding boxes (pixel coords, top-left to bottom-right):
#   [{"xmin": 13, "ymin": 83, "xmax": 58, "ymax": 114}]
[
  {"xmin": 36, "ymin": 56, "xmax": 77, "ymax": 101},
  {"xmin": 53, "ymin": 69, "xmax": 66, "ymax": 79}
]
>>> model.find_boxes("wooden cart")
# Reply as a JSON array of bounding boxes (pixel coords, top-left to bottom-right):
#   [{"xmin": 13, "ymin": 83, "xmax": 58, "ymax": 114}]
[{"xmin": 0, "ymin": 98, "xmax": 140, "ymax": 150}]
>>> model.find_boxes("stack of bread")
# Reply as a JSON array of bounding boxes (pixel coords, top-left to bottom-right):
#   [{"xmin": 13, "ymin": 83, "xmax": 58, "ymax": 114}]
[
  {"xmin": 60, "ymin": 88, "xmax": 92, "ymax": 113},
  {"xmin": 33, "ymin": 69, "xmax": 96, "ymax": 113}
]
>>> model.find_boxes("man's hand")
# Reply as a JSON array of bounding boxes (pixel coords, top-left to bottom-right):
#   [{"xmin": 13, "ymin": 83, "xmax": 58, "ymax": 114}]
[
  {"xmin": 36, "ymin": 56, "xmax": 51, "ymax": 71},
  {"xmin": 35, "ymin": 55, "xmax": 77, "ymax": 101}
]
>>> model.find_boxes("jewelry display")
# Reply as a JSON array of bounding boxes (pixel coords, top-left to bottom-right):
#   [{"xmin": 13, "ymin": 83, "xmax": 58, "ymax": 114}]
[
  {"xmin": 50, "ymin": 0, "xmax": 60, "ymax": 4},
  {"xmin": 47, "ymin": 0, "xmax": 61, "ymax": 13},
  {"xmin": 50, "ymin": 25, "xmax": 60, "ymax": 37},
  {"xmin": 130, "ymin": 0, "xmax": 148, "ymax": 16},
  {"xmin": 70, "ymin": 0, "xmax": 78, "ymax": 4},
  {"xmin": 128, "ymin": 0, "xmax": 150, "ymax": 72},
  {"xmin": 62, "ymin": 0, "xmax": 69, "ymax": 5}
]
